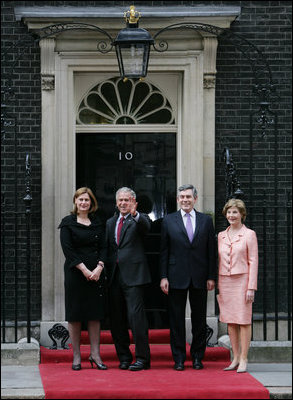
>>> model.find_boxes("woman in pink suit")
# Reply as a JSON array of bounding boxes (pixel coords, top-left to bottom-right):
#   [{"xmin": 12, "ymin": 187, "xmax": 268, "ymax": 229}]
[{"xmin": 217, "ymin": 199, "xmax": 258, "ymax": 373}]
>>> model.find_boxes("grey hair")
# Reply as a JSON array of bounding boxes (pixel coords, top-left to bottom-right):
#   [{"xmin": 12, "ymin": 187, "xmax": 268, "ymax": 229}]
[
  {"xmin": 177, "ymin": 184, "xmax": 198, "ymax": 198},
  {"xmin": 116, "ymin": 187, "xmax": 136, "ymax": 200}
]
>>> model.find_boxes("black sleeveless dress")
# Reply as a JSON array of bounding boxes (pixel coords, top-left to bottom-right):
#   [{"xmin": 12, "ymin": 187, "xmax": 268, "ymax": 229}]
[{"xmin": 58, "ymin": 214, "xmax": 107, "ymax": 322}]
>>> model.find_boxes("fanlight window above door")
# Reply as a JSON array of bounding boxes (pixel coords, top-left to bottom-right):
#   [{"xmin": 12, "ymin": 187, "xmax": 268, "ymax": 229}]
[{"xmin": 77, "ymin": 77, "xmax": 175, "ymax": 125}]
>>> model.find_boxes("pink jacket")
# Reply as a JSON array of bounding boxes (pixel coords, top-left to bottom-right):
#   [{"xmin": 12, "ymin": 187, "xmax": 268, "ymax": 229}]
[{"xmin": 218, "ymin": 225, "xmax": 258, "ymax": 290}]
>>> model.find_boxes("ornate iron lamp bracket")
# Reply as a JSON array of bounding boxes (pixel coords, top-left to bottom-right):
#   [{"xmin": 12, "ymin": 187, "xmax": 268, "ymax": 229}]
[
  {"xmin": 23, "ymin": 154, "xmax": 32, "ymax": 213},
  {"xmin": 152, "ymin": 22, "xmax": 275, "ymax": 138},
  {"xmin": 223, "ymin": 147, "xmax": 244, "ymax": 202},
  {"xmin": 152, "ymin": 22, "xmax": 272, "ymax": 82},
  {"xmin": 34, "ymin": 22, "xmax": 114, "ymax": 53},
  {"xmin": 253, "ymin": 83, "xmax": 276, "ymax": 137}
]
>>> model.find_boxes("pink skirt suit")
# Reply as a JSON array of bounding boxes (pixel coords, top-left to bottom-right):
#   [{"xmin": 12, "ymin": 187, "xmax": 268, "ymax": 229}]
[{"xmin": 217, "ymin": 225, "xmax": 258, "ymax": 325}]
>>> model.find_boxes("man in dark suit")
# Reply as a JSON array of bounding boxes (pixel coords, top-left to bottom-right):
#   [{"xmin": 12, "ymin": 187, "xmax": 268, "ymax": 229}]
[
  {"xmin": 160, "ymin": 184, "xmax": 217, "ymax": 371},
  {"xmin": 106, "ymin": 187, "xmax": 151, "ymax": 371}
]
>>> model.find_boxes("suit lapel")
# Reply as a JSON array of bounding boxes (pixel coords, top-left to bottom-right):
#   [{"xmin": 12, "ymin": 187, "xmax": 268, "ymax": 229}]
[
  {"xmin": 193, "ymin": 210, "xmax": 201, "ymax": 244},
  {"xmin": 109, "ymin": 215, "xmax": 118, "ymax": 244},
  {"xmin": 175, "ymin": 211, "xmax": 189, "ymax": 241}
]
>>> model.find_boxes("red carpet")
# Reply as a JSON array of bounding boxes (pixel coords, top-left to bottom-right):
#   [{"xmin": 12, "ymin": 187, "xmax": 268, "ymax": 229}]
[{"xmin": 39, "ymin": 330, "xmax": 270, "ymax": 399}]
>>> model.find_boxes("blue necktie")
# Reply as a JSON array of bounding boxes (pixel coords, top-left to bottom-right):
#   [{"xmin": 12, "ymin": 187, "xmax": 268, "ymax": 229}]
[{"xmin": 185, "ymin": 213, "xmax": 193, "ymax": 242}]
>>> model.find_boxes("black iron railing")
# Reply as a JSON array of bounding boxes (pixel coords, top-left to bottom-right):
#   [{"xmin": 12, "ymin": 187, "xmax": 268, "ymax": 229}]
[
  {"xmin": 220, "ymin": 148, "xmax": 292, "ymax": 341},
  {"xmin": 1, "ymin": 154, "xmax": 33, "ymax": 343},
  {"xmin": 250, "ymin": 198, "xmax": 291, "ymax": 341}
]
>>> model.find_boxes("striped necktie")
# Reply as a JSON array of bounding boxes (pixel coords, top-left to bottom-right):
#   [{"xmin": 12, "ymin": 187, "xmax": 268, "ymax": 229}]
[{"xmin": 117, "ymin": 217, "xmax": 125, "ymax": 244}]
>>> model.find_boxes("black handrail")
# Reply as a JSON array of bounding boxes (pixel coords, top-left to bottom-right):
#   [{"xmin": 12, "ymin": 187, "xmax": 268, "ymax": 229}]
[
  {"xmin": 23, "ymin": 154, "xmax": 32, "ymax": 343},
  {"xmin": 287, "ymin": 192, "xmax": 292, "ymax": 341}
]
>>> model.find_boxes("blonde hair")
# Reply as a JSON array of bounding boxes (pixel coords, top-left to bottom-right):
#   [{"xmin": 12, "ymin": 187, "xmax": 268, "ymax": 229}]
[
  {"xmin": 222, "ymin": 198, "xmax": 247, "ymax": 222},
  {"xmin": 71, "ymin": 187, "xmax": 98, "ymax": 215}
]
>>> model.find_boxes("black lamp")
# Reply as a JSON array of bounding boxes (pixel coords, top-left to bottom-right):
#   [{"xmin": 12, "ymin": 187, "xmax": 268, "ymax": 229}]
[{"xmin": 113, "ymin": 5, "xmax": 154, "ymax": 80}]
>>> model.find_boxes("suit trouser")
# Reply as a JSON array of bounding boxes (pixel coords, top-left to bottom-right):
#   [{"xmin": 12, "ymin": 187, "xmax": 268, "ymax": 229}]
[
  {"xmin": 108, "ymin": 266, "xmax": 150, "ymax": 363},
  {"xmin": 168, "ymin": 285, "xmax": 208, "ymax": 363}
]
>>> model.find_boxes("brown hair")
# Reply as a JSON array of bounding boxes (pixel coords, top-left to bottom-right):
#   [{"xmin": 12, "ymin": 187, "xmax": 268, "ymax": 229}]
[
  {"xmin": 222, "ymin": 198, "xmax": 247, "ymax": 222},
  {"xmin": 71, "ymin": 187, "xmax": 98, "ymax": 215}
]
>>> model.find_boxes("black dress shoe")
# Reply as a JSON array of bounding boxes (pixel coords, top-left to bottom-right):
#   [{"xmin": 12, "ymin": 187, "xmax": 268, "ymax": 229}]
[
  {"xmin": 128, "ymin": 360, "xmax": 150, "ymax": 371},
  {"xmin": 193, "ymin": 358, "xmax": 204, "ymax": 370},
  {"xmin": 72, "ymin": 363, "xmax": 81, "ymax": 371},
  {"xmin": 119, "ymin": 361, "xmax": 131, "ymax": 370},
  {"xmin": 174, "ymin": 362, "xmax": 184, "ymax": 371}
]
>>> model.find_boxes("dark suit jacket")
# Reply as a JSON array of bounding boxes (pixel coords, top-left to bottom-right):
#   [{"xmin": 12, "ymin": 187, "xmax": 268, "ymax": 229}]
[
  {"xmin": 160, "ymin": 209, "xmax": 217, "ymax": 289},
  {"xmin": 105, "ymin": 213, "xmax": 152, "ymax": 286}
]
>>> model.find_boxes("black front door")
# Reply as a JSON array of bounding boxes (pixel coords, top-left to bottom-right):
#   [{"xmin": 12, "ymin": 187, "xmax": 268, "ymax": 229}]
[{"xmin": 76, "ymin": 132, "xmax": 176, "ymax": 328}]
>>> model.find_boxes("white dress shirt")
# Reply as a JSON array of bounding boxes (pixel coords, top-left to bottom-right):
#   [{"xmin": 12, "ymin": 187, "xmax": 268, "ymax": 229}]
[
  {"xmin": 180, "ymin": 208, "xmax": 196, "ymax": 234},
  {"xmin": 115, "ymin": 212, "xmax": 140, "ymax": 243}
]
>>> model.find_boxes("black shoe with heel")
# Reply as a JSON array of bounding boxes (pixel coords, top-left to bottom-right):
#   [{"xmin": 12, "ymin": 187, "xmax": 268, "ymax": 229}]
[
  {"xmin": 72, "ymin": 363, "xmax": 81, "ymax": 371},
  {"xmin": 88, "ymin": 355, "xmax": 108, "ymax": 370}
]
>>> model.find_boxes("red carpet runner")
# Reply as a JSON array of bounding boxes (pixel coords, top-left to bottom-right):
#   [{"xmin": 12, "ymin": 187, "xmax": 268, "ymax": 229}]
[{"xmin": 39, "ymin": 330, "xmax": 269, "ymax": 399}]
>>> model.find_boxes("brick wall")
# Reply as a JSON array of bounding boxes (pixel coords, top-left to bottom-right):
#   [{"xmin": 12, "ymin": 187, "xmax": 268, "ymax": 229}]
[
  {"xmin": 214, "ymin": 1, "xmax": 292, "ymax": 314},
  {"xmin": 1, "ymin": 0, "xmax": 42, "ymax": 322},
  {"xmin": 1, "ymin": 1, "xmax": 292, "ymax": 322}
]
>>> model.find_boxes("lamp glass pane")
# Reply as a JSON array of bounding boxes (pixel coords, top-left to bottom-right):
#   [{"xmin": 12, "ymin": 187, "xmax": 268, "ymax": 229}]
[{"xmin": 120, "ymin": 44, "xmax": 147, "ymax": 77}]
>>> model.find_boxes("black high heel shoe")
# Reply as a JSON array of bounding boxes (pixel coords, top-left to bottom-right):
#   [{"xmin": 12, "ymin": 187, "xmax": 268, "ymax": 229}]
[
  {"xmin": 88, "ymin": 355, "xmax": 108, "ymax": 370},
  {"xmin": 72, "ymin": 363, "xmax": 81, "ymax": 371}
]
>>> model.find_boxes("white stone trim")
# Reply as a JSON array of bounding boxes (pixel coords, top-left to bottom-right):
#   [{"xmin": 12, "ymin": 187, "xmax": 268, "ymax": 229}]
[
  {"xmin": 41, "ymin": 51, "xmax": 209, "ymax": 323},
  {"xmin": 40, "ymin": 38, "xmax": 55, "ymax": 90},
  {"xmin": 15, "ymin": 5, "xmax": 241, "ymax": 22}
]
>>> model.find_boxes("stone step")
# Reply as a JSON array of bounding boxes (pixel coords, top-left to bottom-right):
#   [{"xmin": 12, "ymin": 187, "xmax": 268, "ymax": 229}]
[
  {"xmin": 218, "ymin": 335, "xmax": 292, "ymax": 363},
  {"xmin": 1, "ymin": 340, "xmax": 40, "ymax": 366}
]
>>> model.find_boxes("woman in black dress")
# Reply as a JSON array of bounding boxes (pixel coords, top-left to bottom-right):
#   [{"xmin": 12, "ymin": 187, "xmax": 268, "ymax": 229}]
[{"xmin": 59, "ymin": 187, "xmax": 107, "ymax": 371}]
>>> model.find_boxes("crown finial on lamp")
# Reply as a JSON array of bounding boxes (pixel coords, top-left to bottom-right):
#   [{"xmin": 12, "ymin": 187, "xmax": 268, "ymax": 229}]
[{"xmin": 124, "ymin": 5, "xmax": 141, "ymax": 26}]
